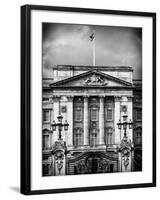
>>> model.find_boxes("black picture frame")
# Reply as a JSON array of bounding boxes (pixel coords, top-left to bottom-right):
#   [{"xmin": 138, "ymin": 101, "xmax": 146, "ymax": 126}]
[{"xmin": 21, "ymin": 4, "xmax": 156, "ymax": 195}]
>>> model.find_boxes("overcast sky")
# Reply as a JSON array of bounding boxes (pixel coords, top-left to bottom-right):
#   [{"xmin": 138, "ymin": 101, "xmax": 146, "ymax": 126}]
[{"xmin": 42, "ymin": 23, "xmax": 142, "ymax": 79}]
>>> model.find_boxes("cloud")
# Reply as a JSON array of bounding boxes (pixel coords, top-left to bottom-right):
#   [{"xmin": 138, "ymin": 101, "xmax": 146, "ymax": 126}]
[{"xmin": 42, "ymin": 23, "xmax": 142, "ymax": 79}]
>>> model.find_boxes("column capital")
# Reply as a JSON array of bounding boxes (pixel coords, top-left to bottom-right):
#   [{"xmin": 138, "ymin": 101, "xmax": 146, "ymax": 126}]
[
  {"xmin": 127, "ymin": 96, "xmax": 133, "ymax": 102},
  {"xmin": 114, "ymin": 96, "xmax": 122, "ymax": 102},
  {"xmin": 67, "ymin": 95, "xmax": 74, "ymax": 102},
  {"xmin": 99, "ymin": 95, "xmax": 105, "ymax": 99},
  {"xmin": 83, "ymin": 95, "xmax": 89, "ymax": 100},
  {"xmin": 52, "ymin": 95, "xmax": 61, "ymax": 102}
]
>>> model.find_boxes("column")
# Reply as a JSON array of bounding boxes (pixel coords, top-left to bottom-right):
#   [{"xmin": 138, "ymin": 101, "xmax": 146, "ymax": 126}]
[
  {"xmin": 67, "ymin": 96, "xmax": 73, "ymax": 146},
  {"xmin": 99, "ymin": 96, "xmax": 105, "ymax": 145},
  {"xmin": 114, "ymin": 96, "xmax": 121, "ymax": 144},
  {"xmin": 83, "ymin": 96, "xmax": 89, "ymax": 145}
]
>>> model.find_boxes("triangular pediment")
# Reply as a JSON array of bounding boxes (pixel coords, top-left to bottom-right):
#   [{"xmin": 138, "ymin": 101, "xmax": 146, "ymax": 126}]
[{"xmin": 50, "ymin": 70, "xmax": 133, "ymax": 88}]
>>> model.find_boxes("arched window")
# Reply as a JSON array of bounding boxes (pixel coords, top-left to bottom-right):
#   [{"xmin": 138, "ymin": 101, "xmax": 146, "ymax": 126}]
[
  {"xmin": 105, "ymin": 127, "xmax": 113, "ymax": 145},
  {"xmin": 74, "ymin": 128, "xmax": 83, "ymax": 147},
  {"xmin": 90, "ymin": 128, "xmax": 98, "ymax": 146},
  {"xmin": 134, "ymin": 127, "xmax": 142, "ymax": 145}
]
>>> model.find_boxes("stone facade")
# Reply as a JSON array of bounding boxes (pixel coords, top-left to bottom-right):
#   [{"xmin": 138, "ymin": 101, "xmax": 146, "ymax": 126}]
[{"xmin": 42, "ymin": 65, "xmax": 142, "ymax": 176}]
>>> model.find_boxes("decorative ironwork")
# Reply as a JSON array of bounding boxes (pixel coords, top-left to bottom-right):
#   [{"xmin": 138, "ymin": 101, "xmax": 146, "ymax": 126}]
[
  {"xmin": 98, "ymin": 158, "xmax": 109, "ymax": 171},
  {"xmin": 75, "ymin": 155, "xmax": 110, "ymax": 174},
  {"xmin": 117, "ymin": 115, "xmax": 133, "ymax": 137},
  {"xmin": 52, "ymin": 115, "xmax": 69, "ymax": 140}
]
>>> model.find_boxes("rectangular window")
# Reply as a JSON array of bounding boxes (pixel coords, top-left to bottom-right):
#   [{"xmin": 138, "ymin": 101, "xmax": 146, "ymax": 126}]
[
  {"xmin": 136, "ymin": 109, "xmax": 142, "ymax": 121},
  {"xmin": 43, "ymin": 163, "xmax": 49, "ymax": 176},
  {"xmin": 106, "ymin": 108, "xmax": 113, "ymax": 121},
  {"xmin": 74, "ymin": 134, "xmax": 83, "ymax": 146},
  {"xmin": 75, "ymin": 107, "xmax": 82, "ymax": 121},
  {"xmin": 91, "ymin": 108, "xmax": 98, "ymax": 121},
  {"xmin": 43, "ymin": 110, "xmax": 50, "ymax": 123},
  {"xmin": 43, "ymin": 97, "xmax": 49, "ymax": 102},
  {"xmin": 43, "ymin": 135, "xmax": 50, "ymax": 150},
  {"xmin": 90, "ymin": 129, "xmax": 98, "ymax": 146},
  {"xmin": 90, "ymin": 134, "xmax": 97, "ymax": 146},
  {"xmin": 74, "ymin": 129, "xmax": 83, "ymax": 147},
  {"xmin": 105, "ymin": 101, "xmax": 113, "ymax": 121},
  {"xmin": 105, "ymin": 128, "xmax": 113, "ymax": 145},
  {"xmin": 134, "ymin": 128, "xmax": 142, "ymax": 145}
]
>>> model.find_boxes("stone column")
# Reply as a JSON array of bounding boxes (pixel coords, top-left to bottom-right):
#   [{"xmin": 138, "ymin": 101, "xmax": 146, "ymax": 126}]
[
  {"xmin": 67, "ymin": 96, "xmax": 73, "ymax": 146},
  {"xmin": 83, "ymin": 96, "xmax": 89, "ymax": 145},
  {"xmin": 99, "ymin": 96, "xmax": 105, "ymax": 145},
  {"xmin": 114, "ymin": 96, "xmax": 121, "ymax": 144}
]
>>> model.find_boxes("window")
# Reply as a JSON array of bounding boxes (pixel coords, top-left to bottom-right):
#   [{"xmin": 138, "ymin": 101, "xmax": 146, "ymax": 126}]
[
  {"xmin": 105, "ymin": 128, "xmax": 113, "ymax": 145},
  {"xmin": 75, "ymin": 107, "xmax": 82, "ymax": 121},
  {"xmin": 43, "ymin": 163, "xmax": 49, "ymax": 176},
  {"xmin": 136, "ymin": 109, "xmax": 142, "ymax": 121},
  {"xmin": 105, "ymin": 101, "xmax": 113, "ymax": 121},
  {"xmin": 43, "ymin": 97, "xmax": 49, "ymax": 102},
  {"xmin": 74, "ymin": 128, "xmax": 83, "ymax": 147},
  {"xmin": 106, "ymin": 109, "xmax": 113, "ymax": 121},
  {"xmin": 43, "ymin": 135, "xmax": 50, "ymax": 150},
  {"xmin": 43, "ymin": 110, "xmax": 50, "ymax": 123},
  {"xmin": 134, "ymin": 127, "xmax": 142, "ymax": 145},
  {"xmin": 90, "ymin": 129, "xmax": 98, "ymax": 146},
  {"xmin": 91, "ymin": 107, "xmax": 98, "ymax": 121}
]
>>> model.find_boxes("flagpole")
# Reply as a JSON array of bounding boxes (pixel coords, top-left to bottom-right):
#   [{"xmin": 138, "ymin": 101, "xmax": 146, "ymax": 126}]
[
  {"xmin": 93, "ymin": 30, "xmax": 95, "ymax": 66},
  {"xmin": 89, "ymin": 31, "xmax": 96, "ymax": 67},
  {"xmin": 93, "ymin": 32, "xmax": 95, "ymax": 66}
]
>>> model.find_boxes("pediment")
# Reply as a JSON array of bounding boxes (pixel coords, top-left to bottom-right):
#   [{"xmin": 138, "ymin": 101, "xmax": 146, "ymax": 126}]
[{"xmin": 50, "ymin": 70, "xmax": 133, "ymax": 88}]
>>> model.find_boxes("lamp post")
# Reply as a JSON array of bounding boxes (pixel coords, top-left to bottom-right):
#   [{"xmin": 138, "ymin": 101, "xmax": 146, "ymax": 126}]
[
  {"xmin": 117, "ymin": 114, "xmax": 133, "ymax": 138},
  {"xmin": 52, "ymin": 114, "xmax": 69, "ymax": 140},
  {"xmin": 117, "ymin": 115, "xmax": 133, "ymax": 171},
  {"xmin": 51, "ymin": 114, "xmax": 69, "ymax": 175}
]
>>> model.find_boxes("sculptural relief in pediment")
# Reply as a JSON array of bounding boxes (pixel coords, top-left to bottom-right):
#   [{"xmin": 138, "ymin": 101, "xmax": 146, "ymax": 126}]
[{"xmin": 83, "ymin": 74, "xmax": 108, "ymax": 86}]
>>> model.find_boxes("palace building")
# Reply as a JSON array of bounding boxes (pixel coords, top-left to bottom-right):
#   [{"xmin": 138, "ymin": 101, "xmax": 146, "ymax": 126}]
[{"xmin": 42, "ymin": 65, "xmax": 142, "ymax": 176}]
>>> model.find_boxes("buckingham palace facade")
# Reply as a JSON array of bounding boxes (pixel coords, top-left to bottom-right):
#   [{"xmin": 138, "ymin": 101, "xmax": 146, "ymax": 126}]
[{"xmin": 42, "ymin": 65, "xmax": 142, "ymax": 176}]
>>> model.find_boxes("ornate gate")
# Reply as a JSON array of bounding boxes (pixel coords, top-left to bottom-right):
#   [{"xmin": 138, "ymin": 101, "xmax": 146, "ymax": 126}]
[{"xmin": 67, "ymin": 151, "xmax": 118, "ymax": 175}]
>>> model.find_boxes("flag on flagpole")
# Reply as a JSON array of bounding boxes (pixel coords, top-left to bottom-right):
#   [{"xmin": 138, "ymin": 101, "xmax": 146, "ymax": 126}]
[
  {"xmin": 89, "ymin": 33, "xmax": 95, "ymax": 41},
  {"xmin": 89, "ymin": 31, "xmax": 96, "ymax": 66}
]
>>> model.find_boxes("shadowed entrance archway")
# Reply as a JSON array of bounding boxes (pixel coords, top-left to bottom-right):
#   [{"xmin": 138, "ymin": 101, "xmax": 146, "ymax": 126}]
[{"xmin": 67, "ymin": 151, "xmax": 118, "ymax": 175}]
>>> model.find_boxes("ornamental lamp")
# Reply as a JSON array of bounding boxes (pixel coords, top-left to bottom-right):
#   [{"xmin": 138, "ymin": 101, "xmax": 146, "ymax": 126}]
[
  {"xmin": 123, "ymin": 122, "xmax": 127, "ymax": 129},
  {"xmin": 52, "ymin": 120, "xmax": 56, "ymax": 131},
  {"xmin": 117, "ymin": 120, "xmax": 121, "ymax": 129},
  {"xmin": 57, "ymin": 123, "xmax": 63, "ymax": 131},
  {"xmin": 129, "ymin": 120, "xmax": 133, "ymax": 129},
  {"xmin": 64, "ymin": 120, "xmax": 69, "ymax": 131},
  {"xmin": 57, "ymin": 114, "xmax": 63, "ymax": 123},
  {"xmin": 122, "ymin": 115, "xmax": 128, "ymax": 122}
]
